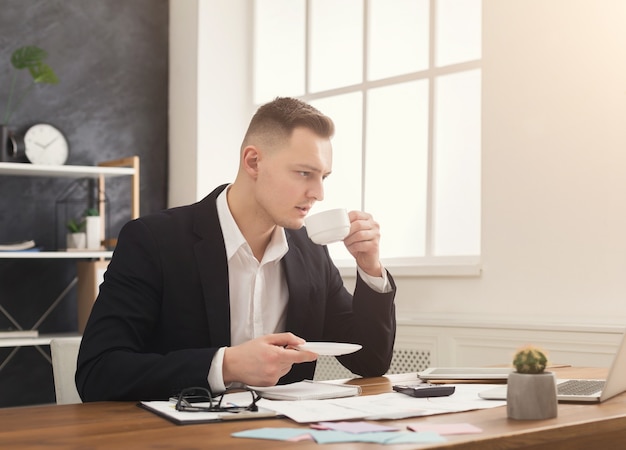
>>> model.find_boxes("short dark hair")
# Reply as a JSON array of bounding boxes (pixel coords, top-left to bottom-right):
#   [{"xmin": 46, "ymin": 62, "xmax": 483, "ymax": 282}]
[{"xmin": 241, "ymin": 97, "xmax": 335, "ymax": 151}]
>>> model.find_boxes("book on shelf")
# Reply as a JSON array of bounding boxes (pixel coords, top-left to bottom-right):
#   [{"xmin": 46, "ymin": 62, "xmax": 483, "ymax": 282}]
[
  {"xmin": 0, "ymin": 247, "xmax": 42, "ymax": 253},
  {"xmin": 0, "ymin": 240, "xmax": 37, "ymax": 251},
  {"xmin": 0, "ymin": 329, "xmax": 39, "ymax": 339}
]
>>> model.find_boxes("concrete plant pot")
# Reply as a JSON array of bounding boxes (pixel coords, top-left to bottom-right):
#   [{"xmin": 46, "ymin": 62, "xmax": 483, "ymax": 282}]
[
  {"xmin": 67, "ymin": 232, "xmax": 86, "ymax": 250},
  {"xmin": 507, "ymin": 371, "xmax": 558, "ymax": 420}
]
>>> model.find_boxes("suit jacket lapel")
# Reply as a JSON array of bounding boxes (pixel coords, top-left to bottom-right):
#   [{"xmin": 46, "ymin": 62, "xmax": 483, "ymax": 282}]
[
  {"xmin": 283, "ymin": 235, "xmax": 312, "ymax": 337},
  {"xmin": 193, "ymin": 186, "xmax": 231, "ymax": 348}
]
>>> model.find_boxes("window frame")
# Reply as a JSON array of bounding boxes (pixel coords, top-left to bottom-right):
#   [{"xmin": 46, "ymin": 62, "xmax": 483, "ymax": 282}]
[{"xmin": 252, "ymin": 0, "xmax": 482, "ymax": 277}]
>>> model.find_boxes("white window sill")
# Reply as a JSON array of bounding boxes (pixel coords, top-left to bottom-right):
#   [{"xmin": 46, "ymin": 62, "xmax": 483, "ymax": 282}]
[{"xmin": 335, "ymin": 255, "xmax": 481, "ymax": 278}]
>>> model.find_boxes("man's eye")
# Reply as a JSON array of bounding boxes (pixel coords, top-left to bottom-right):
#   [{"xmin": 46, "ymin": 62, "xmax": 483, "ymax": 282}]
[{"xmin": 298, "ymin": 171, "xmax": 310, "ymax": 177}]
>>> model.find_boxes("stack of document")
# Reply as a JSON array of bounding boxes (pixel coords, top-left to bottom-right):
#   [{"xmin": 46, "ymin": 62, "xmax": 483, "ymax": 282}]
[
  {"xmin": 140, "ymin": 382, "xmax": 506, "ymax": 425},
  {"xmin": 257, "ymin": 384, "xmax": 507, "ymax": 423},
  {"xmin": 251, "ymin": 380, "xmax": 361, "ymax": 401},
  {"xmin": 140, "ymin": 381, "xmax": 361, "ymax": 425}
]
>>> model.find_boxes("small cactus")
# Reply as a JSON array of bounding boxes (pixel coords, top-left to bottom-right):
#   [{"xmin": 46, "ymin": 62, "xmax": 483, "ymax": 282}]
[{"xmin": 513, "ymin": 346, "xmax": 548, "ymax": 374}]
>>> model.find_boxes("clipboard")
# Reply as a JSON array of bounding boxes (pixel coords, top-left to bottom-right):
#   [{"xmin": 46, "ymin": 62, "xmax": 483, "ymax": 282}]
[{"xmin": 138, "ymin": 400, "xmax": 278, "ymax": 425}]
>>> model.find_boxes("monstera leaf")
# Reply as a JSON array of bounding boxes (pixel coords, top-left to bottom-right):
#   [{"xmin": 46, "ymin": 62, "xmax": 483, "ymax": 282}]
[
  {"xmin": 29, "ymin": 62, "xmax": 59, "ymax": 85},
  {"xmin": 3, "ymin": 45, "xmax": 60, "ymax": 124},
  {"xmin": 10, "ymin": 46, "xmax": 48, "ymax": 70}
]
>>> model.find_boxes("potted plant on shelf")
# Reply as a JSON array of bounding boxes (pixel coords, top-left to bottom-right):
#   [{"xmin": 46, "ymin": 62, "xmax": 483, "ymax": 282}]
[
  {"xmin": 1, "ymin": 45, "xmax": 59, "ymax": 162},
  {"xmin": 66, "ymin": 217, "xmax": 86, "ymax": 250},
  {"xmin": 507, "ymin": 345, "xmax": 558, "ymax": 420}
]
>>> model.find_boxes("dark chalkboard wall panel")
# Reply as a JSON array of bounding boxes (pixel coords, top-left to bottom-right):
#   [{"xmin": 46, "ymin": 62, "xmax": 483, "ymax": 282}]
[{"xmin": 0, "ymin": 0, "xmax": 168, "ymax": 407}]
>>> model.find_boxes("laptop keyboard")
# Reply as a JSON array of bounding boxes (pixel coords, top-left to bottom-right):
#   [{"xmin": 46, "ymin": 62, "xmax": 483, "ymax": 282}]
[{"xmin": 558, "ymin": 379, "xmax": 605, "ymax": 396}]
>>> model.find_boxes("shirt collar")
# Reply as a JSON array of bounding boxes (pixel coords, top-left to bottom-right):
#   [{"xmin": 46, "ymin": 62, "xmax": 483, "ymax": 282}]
[{"xmin": 216, "ymin": 186, "xmax": 288, "ymax": 263}]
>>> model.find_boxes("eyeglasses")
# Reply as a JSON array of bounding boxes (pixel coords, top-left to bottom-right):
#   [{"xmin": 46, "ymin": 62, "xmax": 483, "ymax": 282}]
[{"xmin": 175, "ymin": 386, "xmax": 261, "ymax": 413}]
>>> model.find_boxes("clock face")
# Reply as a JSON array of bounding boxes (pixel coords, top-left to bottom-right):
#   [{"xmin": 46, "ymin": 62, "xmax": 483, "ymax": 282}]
[{"xmin": 24, "ymin": 123, "xmax": 69, "ymax": 165}]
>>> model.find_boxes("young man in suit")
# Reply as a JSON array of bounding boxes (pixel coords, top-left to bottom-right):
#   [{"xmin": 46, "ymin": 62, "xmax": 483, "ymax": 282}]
[{"xmin": 76, "ymin": 97, "xmax": 396, "ymax": 401}]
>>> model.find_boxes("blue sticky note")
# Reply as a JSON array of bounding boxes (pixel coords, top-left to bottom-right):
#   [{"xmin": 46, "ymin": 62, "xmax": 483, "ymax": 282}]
[
  {"xmin": 309, "ymin": 430, "xmax": 368, "ymax": 444},
  {"xmin": 232, "ymin": 428, "xmax": 310, "ymax": 441},
  {"xmin": 386, "ymin": 431, "xmax": 446, "ymax": 444},
  {"xmin": 309, "ymin": 430, "xmax": 446, "ymax": 445}
]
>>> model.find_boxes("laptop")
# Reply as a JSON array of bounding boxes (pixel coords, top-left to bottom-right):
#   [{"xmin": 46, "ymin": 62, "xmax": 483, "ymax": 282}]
[
  {"xmin": 419, "ymin": 367, "xmax": 512, "ymax": 381},
  {"xmin": 479, "ymin": 328, "xmax": 626, "ymax": 403}
]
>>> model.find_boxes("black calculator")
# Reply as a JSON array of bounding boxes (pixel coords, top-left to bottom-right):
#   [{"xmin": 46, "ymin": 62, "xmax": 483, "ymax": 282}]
[{"xmin": 392, "ymin": 383, "xmax": 456, "ymax": 398}]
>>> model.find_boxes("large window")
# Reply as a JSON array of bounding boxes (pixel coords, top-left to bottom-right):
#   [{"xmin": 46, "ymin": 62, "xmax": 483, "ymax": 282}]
[{"xmin": 253, "ymin": 0, "xmax": 481, "ymax": 271}]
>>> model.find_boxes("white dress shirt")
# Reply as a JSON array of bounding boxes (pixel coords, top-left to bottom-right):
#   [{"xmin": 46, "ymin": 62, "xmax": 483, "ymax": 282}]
[{"xmin": 208, "ymin": 187, "xmax": 390, "ymax": 392}]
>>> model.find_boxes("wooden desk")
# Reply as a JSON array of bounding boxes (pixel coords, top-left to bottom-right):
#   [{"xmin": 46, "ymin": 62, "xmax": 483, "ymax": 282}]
[{"xmin": 1, "ymin": 368, "xmax": 625, "ymax": 449}]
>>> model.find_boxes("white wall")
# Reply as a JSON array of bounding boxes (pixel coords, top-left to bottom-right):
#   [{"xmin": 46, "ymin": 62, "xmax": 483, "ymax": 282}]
[
  {"xmin": 168, "ymin": 0, "xmax": 199, "ymax": 206},
  {"xmin": 170, "ymin": 0, "xmax": 626, "ymax": 365},
  {"xmin": 395, "ymin": 0, "xmax": 626, "ymax": 328},
  {"xmin": 169, "ymin": 0, "xmax": 251, "ymax": 207}
]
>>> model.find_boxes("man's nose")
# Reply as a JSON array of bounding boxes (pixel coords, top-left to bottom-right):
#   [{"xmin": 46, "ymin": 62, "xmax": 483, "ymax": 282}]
[{"xmin": 309, "ymin": 180, "xmax": 324, "ymax": 202}]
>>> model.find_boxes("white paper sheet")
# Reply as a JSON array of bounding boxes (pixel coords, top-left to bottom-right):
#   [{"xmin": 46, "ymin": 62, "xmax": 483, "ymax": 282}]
[{"xmin": 256, "ymin": 384, "xmax": 506, "ymax": 423}]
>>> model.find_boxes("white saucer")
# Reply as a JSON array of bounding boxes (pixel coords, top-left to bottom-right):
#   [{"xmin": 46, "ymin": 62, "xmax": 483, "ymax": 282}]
[{"xmin": 296, "ymin": 342, "xmax": 362, "ymax": 356}]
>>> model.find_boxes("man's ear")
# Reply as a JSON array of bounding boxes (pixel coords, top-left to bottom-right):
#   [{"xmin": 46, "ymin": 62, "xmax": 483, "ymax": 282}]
[{"xmin": 242, "ymin": 146, "xmax": 260, "ymax": 178}]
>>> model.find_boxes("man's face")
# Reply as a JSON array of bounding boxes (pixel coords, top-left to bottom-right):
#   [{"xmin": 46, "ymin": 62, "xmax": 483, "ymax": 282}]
[{"xmin": 254, "ymin": 126, "xmax": 332, "ymax": 230}]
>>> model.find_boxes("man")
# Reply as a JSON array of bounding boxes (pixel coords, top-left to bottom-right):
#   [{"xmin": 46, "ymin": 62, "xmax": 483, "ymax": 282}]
[{"xmin": 76, "ymin": 97, "xmax": 396, "ymax": 401}]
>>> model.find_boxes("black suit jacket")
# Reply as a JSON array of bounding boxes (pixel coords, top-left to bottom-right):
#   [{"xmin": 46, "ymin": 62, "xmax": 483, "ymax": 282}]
[{"xmin": 76, "ymin": 185, "xmax": 396, "ymax": 401}]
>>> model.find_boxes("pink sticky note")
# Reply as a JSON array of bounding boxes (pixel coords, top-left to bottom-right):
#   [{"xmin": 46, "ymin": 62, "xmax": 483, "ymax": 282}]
[
  {"xmin": 287, "ymin": 433, "xmax": 315, "ymax": 442},
  {"xmin": 407, "ymin": 423, "xmax": 483, "ymax": 435}
]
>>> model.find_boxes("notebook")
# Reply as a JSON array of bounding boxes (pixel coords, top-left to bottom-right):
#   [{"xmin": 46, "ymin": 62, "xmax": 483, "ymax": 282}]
[
  {"xmin": 479, "ymin": 328, "xmax": 626, "ymax": 403},
  {"xmin": 249, "ymin": 380, "xmax": 361, "ymax": 401}
]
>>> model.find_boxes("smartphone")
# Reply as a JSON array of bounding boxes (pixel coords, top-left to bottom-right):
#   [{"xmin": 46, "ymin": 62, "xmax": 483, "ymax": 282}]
[{"xmin": 392, "ymin": 383, "xmax": 456, "ymax": 398}]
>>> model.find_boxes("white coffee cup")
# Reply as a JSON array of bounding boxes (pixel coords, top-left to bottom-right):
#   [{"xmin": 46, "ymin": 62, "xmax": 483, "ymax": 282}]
[{"xmin": 304, "ymin": 208, "xmax": 350, "ymax": 245}]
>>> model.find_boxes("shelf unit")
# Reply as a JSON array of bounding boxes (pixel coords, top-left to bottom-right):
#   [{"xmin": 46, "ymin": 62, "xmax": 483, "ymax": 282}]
[
  {"xmin": 0, "ymin": 157, "xmax": 139, "ymax": 363},
  {"xmin": 0, "ymin": 333, "xmax": 81, "ymax": 349},
  {"xmin": 0, "ymin": 251, "xmax": 114, "ymax": 259},
  {"xmin": 0, "ymin": 156, "xmax": 139, "ymax": 256},
  {"xmin": 0, "ymin": 161, "xmax": 135, "ymax": 178}
]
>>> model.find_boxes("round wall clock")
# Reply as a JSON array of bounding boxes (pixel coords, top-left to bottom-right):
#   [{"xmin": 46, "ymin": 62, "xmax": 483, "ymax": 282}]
[{"xmin": 24, "ymin": 123, "xmax": 69, "ymax": 165}]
